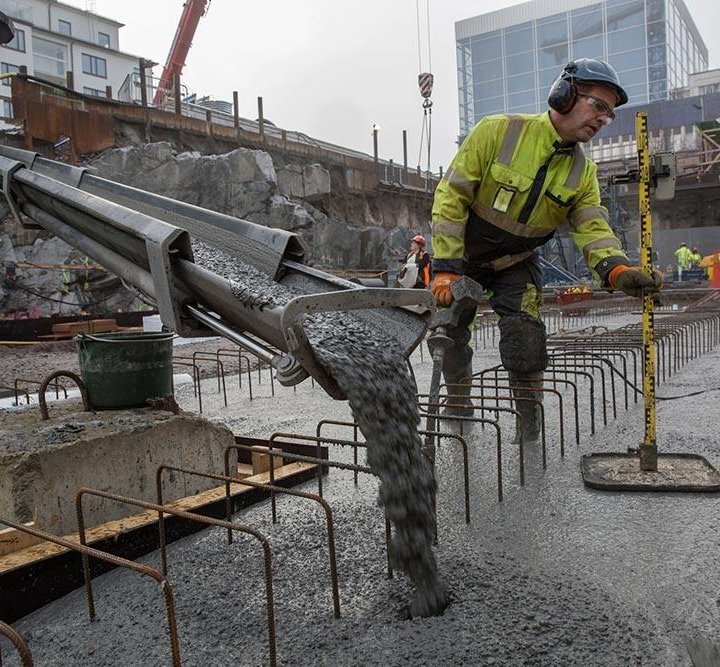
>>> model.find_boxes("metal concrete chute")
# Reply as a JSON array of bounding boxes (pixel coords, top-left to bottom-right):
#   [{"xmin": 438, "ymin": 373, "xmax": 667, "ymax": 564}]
[
  {"xmin": 0, "ymin": 146, "xmax": 433, "ymax": 400},
  {"xmin": 0, "ymin": 145, "xmax": 307, "ymax": 279}
]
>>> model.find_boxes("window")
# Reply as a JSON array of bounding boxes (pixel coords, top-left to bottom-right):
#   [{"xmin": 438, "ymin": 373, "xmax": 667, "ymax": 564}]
[
  {"xmin": 506, "ymin": 51, "xmax": 534, "ymax": 74},
  {"xmin": 1, "ymin": 62, "xmax": 20, "ymax": 86},
  {"xmin": 472, "ymin": 59, "xmax": 503, "ymax": 82},
  {"xmin": 646, "ymin": 0, "xmax": 665, "ymax": 22},
  {"xmin": 539, "ymin": 66, "xmax": 561, "ymax": 90},
  {"xmin": 5, "ymin": 27, "xmax": 25, "ymax": 52},
  {"xmin": 473, "ymin": 78, "xmax": 504, "ymax": 99},
  {"xmin": 648, "ymin": 45, "xmax": 667, "ymax": 68},
  {"xmin": 32, "ymin": 37, "xmax": 68, "ymax": 78},
  {"xmin": 507, "ymin": 71, "xmax": 535, "ymax": 93},
  {"xmin": 536, "ymin": 14, "xmax": 568, "ymax": 47},
  {"xmin": 504, "ymin": 23, "xmax": 534, "ymax": 56},
  {"xmin": 647, "ymin": 21, "xmax": 666, "ymax": 47},
  {"xmin": 609, "ymin": 26, "xmax": 645, "ymax": 53},
  {"xmin": 572, "ymin": 35, "xmax": 604, "ymax": 58},
  {"xmin": 700, "ymin": 83, "xmax": 720, "ymax": 95},
  {"xmin": 617, "ymin": 67, "xmax": 647, "ymax": 87},
  {"xmin": 97, "ymin": 32, "xmax": 110, "ymax": 48},
  {"xmin": 2, "ymin": 100, "xmax": 12, "ymax": 118},
  {"xmin": 508, "ymin": 90, "xmax": 536, "ymax": 107},
  {"xmin": 538, "ymin": 44, "xmax": 569, "ymax": 69},
  {"xmin": 508, "ymin": 102, "xmax": 537, "ymax": 114},
  {"xmin": 571, "ymin": 6, "xmax": 603, "ymax": 39},
  {"xmin": 606, "ymin": 0, "xmax": 644, "ymax": 30},
  {"xmin": 611, "ymin": 49, "xmax": 646, "ymax": 71},
  {"xmin": 470, "ymin": 31, "xmax": 501, "ymax": 63},
  {"xmin": 82, "ymin": 53, "xmax": 107, "ymax": 78},
  {"xmin": 58, "ymin": 19, "xmax": 71, "ymax": 36},
  {"xmin": 83, "ymin": 86, "xmax": 104, "ymax": 97}
]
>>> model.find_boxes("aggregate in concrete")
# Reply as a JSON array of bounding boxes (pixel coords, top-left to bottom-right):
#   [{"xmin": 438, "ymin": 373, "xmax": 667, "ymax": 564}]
[{"xmin": 4, "ymin": 312, "xmax": 720, "ymax": 666}]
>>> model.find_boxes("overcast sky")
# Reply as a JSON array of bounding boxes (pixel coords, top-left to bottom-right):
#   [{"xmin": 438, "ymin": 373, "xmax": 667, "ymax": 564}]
[{"xmin": 65, "ymin": 0, "xmax": 719, "ymax": 170}]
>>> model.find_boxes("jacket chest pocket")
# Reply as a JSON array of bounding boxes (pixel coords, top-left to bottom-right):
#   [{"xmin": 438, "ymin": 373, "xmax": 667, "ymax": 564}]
[
  {"xmin": 488, "ymin": 163, "xmax": 533, "ymax": 214},
  {"xmin": 544, "ymin": 183, "xmax": 576, "ymax": 210}
]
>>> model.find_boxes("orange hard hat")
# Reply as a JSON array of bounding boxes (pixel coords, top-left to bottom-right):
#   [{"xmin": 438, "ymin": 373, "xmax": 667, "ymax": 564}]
[{"xmin": 412, "ymin": 235, "xmax": 426, "ymax": 246}]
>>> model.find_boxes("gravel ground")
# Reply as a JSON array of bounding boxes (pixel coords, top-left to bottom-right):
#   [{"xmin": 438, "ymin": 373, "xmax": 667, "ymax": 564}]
[{"xmin": 3, "ymin": 310, "xmax": 720, "ymax": 666}]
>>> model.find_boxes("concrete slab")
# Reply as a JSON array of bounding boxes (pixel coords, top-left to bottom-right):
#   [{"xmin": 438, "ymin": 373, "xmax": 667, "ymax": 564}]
[{"xmin": 0, "ymin": 400, "xmax": 236, "ymax": 535}]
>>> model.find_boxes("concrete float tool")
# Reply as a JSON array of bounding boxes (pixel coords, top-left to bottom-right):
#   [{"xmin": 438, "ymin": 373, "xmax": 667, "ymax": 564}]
[
  {"xmin": 581, "ymin": 112, "xmax": 720, "ymax": 492},
  {"xmin": 0, "ymin": 146, "xmax": 433, "ymax": 398}
]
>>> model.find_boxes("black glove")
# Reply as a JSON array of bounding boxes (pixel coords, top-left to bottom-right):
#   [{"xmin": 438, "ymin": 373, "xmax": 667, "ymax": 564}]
[{"xmin": 613, "ymin": 266, "xmax": 663, "ymax": 298}]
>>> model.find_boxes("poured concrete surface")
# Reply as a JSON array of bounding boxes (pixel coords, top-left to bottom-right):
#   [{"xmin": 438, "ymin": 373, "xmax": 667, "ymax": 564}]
[
  {"xmin": 0, "ymin": 401, "xmax": 236, "ymax": 535},
  {"xmin": 4, "ymin": 313, "xmax": 720, "ymax": 665}
]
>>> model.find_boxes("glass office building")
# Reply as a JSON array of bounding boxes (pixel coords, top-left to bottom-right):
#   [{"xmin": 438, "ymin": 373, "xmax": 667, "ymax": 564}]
[{"xmin": 456, "ymin": 0, "xmax": 708, "ymax": 138}]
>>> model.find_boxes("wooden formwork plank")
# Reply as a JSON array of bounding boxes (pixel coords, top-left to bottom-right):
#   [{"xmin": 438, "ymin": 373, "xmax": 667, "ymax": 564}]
[{"xmin": 0, "ymin": 462, "xmax": 313, "ymax": 574}]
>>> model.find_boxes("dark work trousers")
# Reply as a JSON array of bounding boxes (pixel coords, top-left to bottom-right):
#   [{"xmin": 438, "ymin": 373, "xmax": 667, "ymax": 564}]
[{"xmin": 442, "ymin": 255, "xmax": 544, "ymax": 380}]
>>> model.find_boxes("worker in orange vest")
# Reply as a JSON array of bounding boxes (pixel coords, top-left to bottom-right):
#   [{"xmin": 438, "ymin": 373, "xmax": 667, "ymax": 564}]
[{"xmin": 398, "ymin": 235, "xmax": 431, "ymax": 289}]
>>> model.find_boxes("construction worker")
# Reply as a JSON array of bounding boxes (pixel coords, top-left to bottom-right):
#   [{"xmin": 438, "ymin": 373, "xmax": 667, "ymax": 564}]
[
  {"xmin": 430, "ymin": 58, "xmax": 662, "ymax": 443},
  {"xmin": 689, "ymin": 246, "xmax": 702, "ymax": 269},
  {"xmin": 398, "ymin": 235, "xmax": 431, "ymax": 289},
  {"xmin": 675, "ymin": 242, "xmax": 692, "ymax": 280}
]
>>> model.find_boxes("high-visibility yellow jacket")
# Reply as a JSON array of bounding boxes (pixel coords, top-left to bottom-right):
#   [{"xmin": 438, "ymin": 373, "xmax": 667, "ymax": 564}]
[
  {"xmin": 431, "ymin": 112, "xmax": 628, "ymax": 284},
  {"xmin": 674, "ymin": 245, "xmax": 692, "ymax": 269}
]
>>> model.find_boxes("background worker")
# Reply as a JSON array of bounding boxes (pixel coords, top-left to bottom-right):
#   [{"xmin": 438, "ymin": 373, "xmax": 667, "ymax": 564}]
[
  {"xmin": 398, "ymin": 234, "xmax": 431, "ymax": 289},
  {"xmin": 675, "ymin": 242, "xmax": 692, "ymax": 280},
  {"xmin": 430, "ymin": 58, "xmax": 662, "ymax": 443},
  {"xmin": 689, "ymin": 246, "xmax": 702, "ymax": 269}
]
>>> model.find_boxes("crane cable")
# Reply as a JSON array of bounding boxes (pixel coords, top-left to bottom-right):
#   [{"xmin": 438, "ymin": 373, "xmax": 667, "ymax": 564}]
[{"xmin": 415, "ymin": 0, "xmax": 433, "ymax": 175}]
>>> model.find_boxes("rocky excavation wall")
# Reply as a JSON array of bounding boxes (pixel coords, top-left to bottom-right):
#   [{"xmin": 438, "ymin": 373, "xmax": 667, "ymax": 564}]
[{"xmin": 0, "ymin": 142, "xmax": 432, "ymax": 317}]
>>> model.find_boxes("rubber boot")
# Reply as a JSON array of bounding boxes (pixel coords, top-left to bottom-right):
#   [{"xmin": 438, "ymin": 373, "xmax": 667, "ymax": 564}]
[
  {"xmin": 441, "ymin": 361, "xmax": 474, "ymax": 419},
  {"xmin": 509, "ymin": 372, "xmax": 543, "ymax": 444}
]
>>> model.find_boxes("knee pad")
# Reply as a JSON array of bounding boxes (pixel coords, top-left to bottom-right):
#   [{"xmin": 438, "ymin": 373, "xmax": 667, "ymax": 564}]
[{"xmin": 499, "ymin": 315, "xmax": 548, "ymax": 374}]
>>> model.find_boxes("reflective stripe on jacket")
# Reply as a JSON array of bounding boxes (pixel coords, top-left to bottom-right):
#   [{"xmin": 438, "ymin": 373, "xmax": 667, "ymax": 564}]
[{"xmin": 431, "ymin": 112, "xmax": 628, "ymax": 284}]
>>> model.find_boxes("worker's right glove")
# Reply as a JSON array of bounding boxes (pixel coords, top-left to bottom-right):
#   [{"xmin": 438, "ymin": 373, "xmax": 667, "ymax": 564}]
[
  {"xmin": 430, "ymin": 272, "xmax": 461, "ymax": 306},
  {"xmin": 609, "ymin": 265, "xmax": 663, "ymax": 298}
]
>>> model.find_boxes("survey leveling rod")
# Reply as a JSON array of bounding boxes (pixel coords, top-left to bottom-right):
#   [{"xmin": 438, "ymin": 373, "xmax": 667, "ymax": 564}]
[{"xmin": 636, "ymin": 111, "xmax": 658, "ymax": 472}]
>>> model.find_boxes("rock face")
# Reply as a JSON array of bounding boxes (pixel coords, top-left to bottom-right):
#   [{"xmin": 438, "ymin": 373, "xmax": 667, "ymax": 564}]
[
  {"xmin": 0, "ymin": 212, "xmax": 143, "ymax": 318},
  {"xmin": 0, "ymin": 142, "xmax": 429, "ymax": 317},
  {"xmin": 89, "ymin": 142, "xmax": 423, "ymax": 269}
]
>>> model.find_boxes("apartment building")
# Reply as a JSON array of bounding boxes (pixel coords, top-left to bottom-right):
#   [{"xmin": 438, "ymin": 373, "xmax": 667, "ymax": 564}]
[{"xmin": 0, "ymin": 0, "xmax": 149, "ymax": 119}]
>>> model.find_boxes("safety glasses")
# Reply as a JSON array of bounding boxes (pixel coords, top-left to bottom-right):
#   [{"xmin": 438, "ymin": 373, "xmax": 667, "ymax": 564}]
[{"xmin": 577, "ymin": 93, "xmax": 616, "ymax": 124}]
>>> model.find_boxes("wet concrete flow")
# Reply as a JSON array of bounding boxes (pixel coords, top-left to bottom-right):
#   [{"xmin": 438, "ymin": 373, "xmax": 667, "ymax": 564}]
[
  {"xmin": 195, "ymin": 239, "xmax": 447, "ymax": 613},
  {"xmin": 5, "ymin": 305, "xmax": 720, "ymax": 665}
]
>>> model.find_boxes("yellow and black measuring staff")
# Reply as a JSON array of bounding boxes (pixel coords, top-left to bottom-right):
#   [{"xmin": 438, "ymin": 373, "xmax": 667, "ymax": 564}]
[{"xmin": 636, "ymin": 111, "xmax": 658, "ymax": 471}]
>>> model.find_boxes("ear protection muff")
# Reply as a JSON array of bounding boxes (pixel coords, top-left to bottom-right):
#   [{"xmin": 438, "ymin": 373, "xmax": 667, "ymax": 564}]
[{"xmin": 548, "ymin": 62, "xmax": 579, "ymax": 115}]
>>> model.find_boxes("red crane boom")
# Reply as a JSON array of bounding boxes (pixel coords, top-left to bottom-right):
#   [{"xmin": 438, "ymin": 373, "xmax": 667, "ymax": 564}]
[{"xmin": 152, "ymin": 0, "xmax": 210, "ymax": 106}]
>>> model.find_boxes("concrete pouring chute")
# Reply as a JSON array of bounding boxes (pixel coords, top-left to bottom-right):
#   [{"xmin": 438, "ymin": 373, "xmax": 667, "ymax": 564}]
[{"xmin": 0, "ymin": 145, "xmax": 434, "ymax": 399}]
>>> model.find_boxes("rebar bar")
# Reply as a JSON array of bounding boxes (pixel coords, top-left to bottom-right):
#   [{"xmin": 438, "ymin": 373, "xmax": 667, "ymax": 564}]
[{"xmin": 0, "ymin": 515, "xmax": 182, "ymax": 667}]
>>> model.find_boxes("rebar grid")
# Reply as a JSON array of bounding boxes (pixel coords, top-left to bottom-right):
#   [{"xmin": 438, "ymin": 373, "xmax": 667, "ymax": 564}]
[
  {"xmin": 0, "ymin": 516, "xmax": 182, "ymax": 667},
  {"xmin": 156, "ymin": 462, "xmax": 341, "ymax": 619},
  {"xmin": 75, "ymin": 487, "xmax": 276, "ymax": 667}
]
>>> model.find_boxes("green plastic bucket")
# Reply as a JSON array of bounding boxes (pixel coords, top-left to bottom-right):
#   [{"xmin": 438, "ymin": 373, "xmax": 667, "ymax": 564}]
[{"xmin": 75, "ymin": 331, "xmax": 175, "ymax": 409}]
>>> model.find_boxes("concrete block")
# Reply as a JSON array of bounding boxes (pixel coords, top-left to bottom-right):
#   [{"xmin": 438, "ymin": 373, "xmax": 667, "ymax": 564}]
[{"xmin": 0, "ymin": 400, "xmax": 237, "ymax": 536}]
